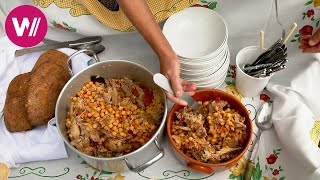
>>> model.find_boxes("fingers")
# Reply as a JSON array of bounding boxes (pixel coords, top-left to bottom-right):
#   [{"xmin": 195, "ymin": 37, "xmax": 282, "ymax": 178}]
[
  {"xmin": 186, "ymin": 91, "xmax": 195, "ymax": 96},
  {"xmin": 181, "ymin": 80, "xmax": 197, "ymax": 92},
  {"xmin": 299, "ymin": 44, "xmax": 310, "ymax": 49},
  {"xmin": 166, "ymin": 74, "xmax": 189, "ymax": 105},
  {"xmin": 165, "ymin": 91, "xmax": 187, "ymax": 106},
  {"xmin": 309, "ymin": 28, "xmax": 320, "ymax": 46},
  {"xmin": 300, "ymin": 35, "xmax": 311, "ymax": 45},
  {"xmin": 300, "ymin": 33, "xmax": 320, "ymax": 53},
  {"xmin": 301, "ymin": 43, "xmax": 320, "ymax": 53},
  {"xmin": 301, "ymin": 35, "xmax": 311, "ymax": 40},
  {"xmin": 168, "ymin": 74, "xmax": 183, "ymax": 98},
  {"xmin": 164, "ymin": 79, "xmax": 197, "ymax": 105},
  {"xmin": 300, "ymin": 39, "xmax": 309, "ymax": 45}
]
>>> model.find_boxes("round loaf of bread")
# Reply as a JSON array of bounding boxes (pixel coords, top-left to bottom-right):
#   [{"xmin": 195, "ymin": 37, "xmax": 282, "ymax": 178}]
[
  {"xmin": 4, "ymin": 73, "xmax": 32, "ymax": 132},
  {"xmin": 26, "ymin": 62, "xmax": 70, "ymax": 126},
  {"xmin": 32, "ymin": 49, "xmax": 69, "ymax": 72}
]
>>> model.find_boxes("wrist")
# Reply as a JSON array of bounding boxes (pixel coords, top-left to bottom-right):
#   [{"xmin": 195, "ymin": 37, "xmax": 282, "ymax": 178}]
[{"xmin": 157, "ymin": 48, "xmax": 178, "ymax": 62}]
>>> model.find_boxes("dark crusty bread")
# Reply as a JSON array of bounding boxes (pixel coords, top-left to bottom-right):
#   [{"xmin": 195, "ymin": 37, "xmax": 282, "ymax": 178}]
[
  {"xmin": 4, "ymin": 50, "xmax": 70, "ymax": 132},
  {"xmin": 26, "ymin": 62, "xmax": 69, "ymax": 126},
  {"xmin": 4, "ymin": 73, "xmax": 32, "ymax": 132},
  {"xmin": 32, "ymin": 49, "xmax": 69, "ymax": 72}
]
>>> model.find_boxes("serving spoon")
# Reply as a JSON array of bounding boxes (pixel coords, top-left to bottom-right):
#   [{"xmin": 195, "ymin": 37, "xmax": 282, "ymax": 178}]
[
  {"xmin": 153, "ymin": 73, "xmax": 200, "ymax": 111},
  {"xmin": 243, "ymin": 102, "xmax": 274, "ymax": 180}
]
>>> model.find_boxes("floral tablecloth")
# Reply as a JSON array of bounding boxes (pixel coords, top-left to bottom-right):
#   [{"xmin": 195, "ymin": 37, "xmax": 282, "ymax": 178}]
[
  {"xmin": 6, "ymin": 66, "xmax": 273, "ymax": 180},
  {"xmin": 5, "ymin": 0, "xmax": 320, "ymax": 179}
]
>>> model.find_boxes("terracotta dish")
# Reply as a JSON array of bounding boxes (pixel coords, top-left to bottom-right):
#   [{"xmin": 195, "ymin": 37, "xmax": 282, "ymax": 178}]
[{"xmin": 167, "ymin": 89, "xmax": 253, "ymax": 174}]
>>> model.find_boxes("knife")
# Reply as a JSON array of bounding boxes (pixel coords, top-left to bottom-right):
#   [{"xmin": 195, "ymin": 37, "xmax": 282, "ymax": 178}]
[
  {"xmin": 153, "ymin": 73, "xmax": 200, "ymax": 110},
  {"xmin": 43, "ymin": 38, "xmax": 105, "ymax": 56},
  {"xmin": 14, "ymin": 36, "xmax": 102, "ymax": 57}
]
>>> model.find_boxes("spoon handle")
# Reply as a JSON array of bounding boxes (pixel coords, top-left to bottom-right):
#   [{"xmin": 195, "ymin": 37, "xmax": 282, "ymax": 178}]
[
  {"xmin": 153, "ymin": 73, "xmax": 174, "ymax": 95},
  {"xmin": 247, "ymin": 130, "xmax": 262, "ymax": 160},
  {"xmin": 243, "ymin": 161, "xmax": 255, "ymax": 180},
  {"xmin": 242, "ymin": 130, "xmax": 262, "ymax": 179}
]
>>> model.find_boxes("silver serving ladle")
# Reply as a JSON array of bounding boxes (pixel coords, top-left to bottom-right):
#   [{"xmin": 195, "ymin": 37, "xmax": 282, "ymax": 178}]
[{"xmin": 243, "ymin": 102, "xmax": 274, "ymax": 180}]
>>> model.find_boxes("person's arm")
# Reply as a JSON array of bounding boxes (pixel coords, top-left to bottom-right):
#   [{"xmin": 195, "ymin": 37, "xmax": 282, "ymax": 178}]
[{"xmin": 117, "ymin": 0, "xmax": 196, "ymax": 105}]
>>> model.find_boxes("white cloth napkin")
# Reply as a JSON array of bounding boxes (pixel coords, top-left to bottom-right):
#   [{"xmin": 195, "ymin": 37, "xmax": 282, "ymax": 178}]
[
  {"xmin": 0, "ymin": 7, "xmax": 5, "ymax": 38},
  {"xmin": 266, "ymin": 59, "xmax": 320, "ymax": 180},
  {"xmin": 0, "ymin": 36, "xmax": 92, "ymax": 168}
]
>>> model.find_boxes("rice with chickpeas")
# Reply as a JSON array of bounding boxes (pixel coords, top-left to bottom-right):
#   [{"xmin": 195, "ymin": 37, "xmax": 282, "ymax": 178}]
[
  {"xmin": 171, "ymin": 98, "xmax": 248, "ymax": 163},
  {"xmin": 66, "ymin": 77, "xmax": 164, "ymax": 157}
]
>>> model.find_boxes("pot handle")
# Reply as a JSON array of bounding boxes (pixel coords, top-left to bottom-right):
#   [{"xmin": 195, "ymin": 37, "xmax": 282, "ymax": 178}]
[
  {"xmin": 124, "ymin": 139, "xmax": 164, "ymax": 173},
  {"xmin": 187, "ymin": 162, "xmax": 213, "ymax": 174},
  {"xmin": 67, "ymin": 48, "xmax": 100, "ymax": 76}
]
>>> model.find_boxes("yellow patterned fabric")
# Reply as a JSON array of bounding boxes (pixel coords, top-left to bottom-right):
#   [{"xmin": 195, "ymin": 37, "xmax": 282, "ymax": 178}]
[
  {"xmin": 311, "ymin": 121, "xmax": 320, "ymax": 146},
  {"xmin": 33, "ymin": 0, "xmax": 90, "ymax": 16},
  {"xmin": 0, "ymin": 163, "xmax": 10, "ymax": 180},
  {"xmin": 81, "ymin": 0, "xmax": 198, "ymax": 31},
  {"xmin": 33, "ymin": 0, "xmax": 197, "ymax": 32}
]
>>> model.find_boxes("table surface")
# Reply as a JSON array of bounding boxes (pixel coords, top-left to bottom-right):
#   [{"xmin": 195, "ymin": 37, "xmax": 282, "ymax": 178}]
[{"xmin": 5, "ymin": 0, "xmax": 320, "ymax": 179}]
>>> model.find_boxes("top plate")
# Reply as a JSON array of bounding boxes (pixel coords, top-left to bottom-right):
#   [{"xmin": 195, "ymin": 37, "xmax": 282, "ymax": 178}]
[{"xmin": 163, "ymin": 7, "xmax": 228, "ymax": 59}]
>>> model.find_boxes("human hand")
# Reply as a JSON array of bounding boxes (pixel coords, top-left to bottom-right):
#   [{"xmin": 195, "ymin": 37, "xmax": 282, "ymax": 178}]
[
  {"xmin": 299, "ymin": 27, "xmax": 320, "ymax": 53},
  {"xmin": 159, "ymin": 54, "xmax": 197, "ymax": 106}
]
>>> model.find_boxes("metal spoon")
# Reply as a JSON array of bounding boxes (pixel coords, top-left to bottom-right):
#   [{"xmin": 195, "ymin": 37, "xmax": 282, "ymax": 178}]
[
  {"xmin": 43, "ymin": 38, "xmax": 105, "ymax": 56},
  {"xmin": 243, "ymin": 102, "xmax": 274, "ymax": 180},
  {"xmin": 153, "ymin": 73, "xmax": 200, "ymax": 110}
]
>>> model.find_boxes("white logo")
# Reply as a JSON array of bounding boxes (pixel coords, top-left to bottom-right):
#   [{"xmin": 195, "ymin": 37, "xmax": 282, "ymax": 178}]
[{"xmin": 12, "ymin": 17, "xmax": 41, "ymax": 37}]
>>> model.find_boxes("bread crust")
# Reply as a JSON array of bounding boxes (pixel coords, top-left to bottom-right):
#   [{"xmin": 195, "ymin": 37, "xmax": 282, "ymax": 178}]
[
  {"xmin": 4, "ymin": 50, "xmax": 70, "ymax": 132},
  {"xmin": 26, "ymin": 62, "xmax": 69, "ymax": 126},
  {"xmin": 32, "ymin": 49, "xmax": 68, "ymax": 72},
  {"xmin": 4, "ymin": 73, "xmax": 32, "ymax": 132}
]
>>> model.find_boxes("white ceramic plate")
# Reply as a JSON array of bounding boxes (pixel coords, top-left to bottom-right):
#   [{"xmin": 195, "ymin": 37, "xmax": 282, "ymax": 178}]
[
  {"xmin": 163, "ymin": 7, "xmax": 228, "ymax": 59},
  {"xmin": 180, "ymin": 49, "xmax": 225, "ymax": 71},
  {"xmin": 180, "ymin": 48, "xmax": 228, "ymax": 73},
  {"xmin": 181, "ymin": 48, "xmax": 228, "ymax": 78},
  {"xmin": 185, "ymin": 50, "xmax": 230, "ymax": 85},
  {"xmin": 197, "ymin": 75, "xmax": 226, "ymax": 89},
  {"xmin": 179, "ymin": 45, "xmax": 228, "ymax": 67},
  {"xmin": 178, "ymin": 42, "xmax": 228, "ymax": 62}
]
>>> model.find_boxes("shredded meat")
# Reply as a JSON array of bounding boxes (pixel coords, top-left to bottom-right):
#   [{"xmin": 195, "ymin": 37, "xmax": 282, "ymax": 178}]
[
  {"xmin": 176, "ymin": 106, "xmax": 204, "ymax": 130},
  {"xmin": 66, "ymin": 77, "xmax": 164, "ymax": 158},
  {"xmin": 211, "ymin": 100, "xmax": 229, "ymax": 110},
  {"xmin": 171, "ymin": 99, "xmax": 248, "ymax": 163}
]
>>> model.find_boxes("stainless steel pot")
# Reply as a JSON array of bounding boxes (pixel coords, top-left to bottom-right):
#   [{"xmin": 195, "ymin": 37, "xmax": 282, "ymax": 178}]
[{"xmin": 55, "ymin": 49, "xmax": 168, "ymax": 173}]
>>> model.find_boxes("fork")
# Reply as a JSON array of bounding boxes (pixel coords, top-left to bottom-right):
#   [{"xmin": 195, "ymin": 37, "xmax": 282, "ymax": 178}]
[{"xmin": 275, "ymin": 0, "xmax": 286, "ymax": 41}]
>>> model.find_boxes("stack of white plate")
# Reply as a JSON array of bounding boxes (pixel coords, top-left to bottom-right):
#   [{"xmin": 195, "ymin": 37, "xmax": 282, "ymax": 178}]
[{"xmin": 163, "ymin": 7, "xmax": 230, "ymax": 89}]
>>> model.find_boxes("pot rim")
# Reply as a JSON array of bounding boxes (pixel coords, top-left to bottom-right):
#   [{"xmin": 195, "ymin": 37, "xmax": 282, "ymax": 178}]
[
  {"xmin": 56, "ymin": 60, "xmax": 168, "ymax": 161},
  {"xmin": 167, "ymin": 89, "xmax": 253, "ymax": 167}
]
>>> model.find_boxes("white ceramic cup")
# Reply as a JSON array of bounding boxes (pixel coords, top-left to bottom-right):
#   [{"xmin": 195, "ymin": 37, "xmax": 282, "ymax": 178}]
[{"xmin": 235, "ymin": 46, "xmax": 272, "ymax": 97}]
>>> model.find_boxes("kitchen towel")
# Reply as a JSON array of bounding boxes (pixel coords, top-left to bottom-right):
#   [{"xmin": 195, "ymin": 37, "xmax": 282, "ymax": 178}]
[
  {"xmin": 0, "ymin": 36, "xmax": 92, "ymax": 168},
  {"xmin": 267, "ymin": 59, "xmax": 320, "ymax": 180}
]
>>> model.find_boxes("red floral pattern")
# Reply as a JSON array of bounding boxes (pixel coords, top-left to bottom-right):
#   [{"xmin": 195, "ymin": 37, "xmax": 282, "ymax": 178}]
[
  {"xmin": 292, "ymin": 2, "xmax": 320, "ymax": 42},
  {"xmin": 194, "ymin": 4, "xmax": 209, "ymax": 8},
  {"xmin": 272, "ymin": 169, "xmax": 280, "ymax": 176},
  {"xmin": 260, "ymin": 94, "xmax": 271, "ymax": 102},
  {"xmin": 227, "ymin": 65, "xmax": 237, "ymax": 79},
  {"xmin": 299, "ymin": 25, "xmax": 314, "ymax": 35},
  {"xmin": 250, "ymin": 149, "xmax": 284, "ymax": 180},
  {"xmin": 193, "ymin": 1, "xmax": 217, "ymax": 10},
  {"xmin": 51, "ymin": 21, "xmax": 77, "ymax": 32},
  {"xmin": 307, "ymin": 9, "xmax": 315, "ymax": 17},
  {"xmin": 266, "ymin": 154, "xmax": 278, "ymax": 165}
]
